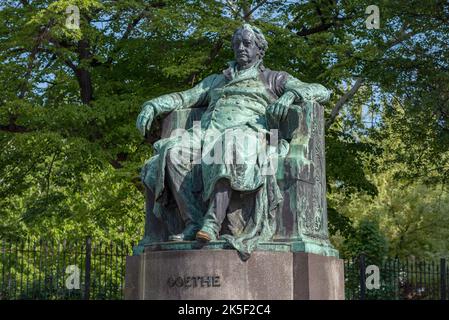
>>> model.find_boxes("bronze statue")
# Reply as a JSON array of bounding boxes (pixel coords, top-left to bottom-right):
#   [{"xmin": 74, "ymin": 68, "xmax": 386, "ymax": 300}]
[{"xmin": 135, "ymin": 24, "xmax": 331, "ymax": 258}]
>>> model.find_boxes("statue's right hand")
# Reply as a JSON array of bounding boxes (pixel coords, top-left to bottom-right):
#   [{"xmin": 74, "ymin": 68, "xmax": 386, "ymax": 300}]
[{"xmin": 136, "ymin": 102, "xmax": 155, "ymax": 137}]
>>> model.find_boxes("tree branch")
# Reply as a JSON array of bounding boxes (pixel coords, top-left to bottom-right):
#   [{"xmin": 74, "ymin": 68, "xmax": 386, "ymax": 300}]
[
  {"xmin": 63, "ymin": 59, "xmax": 78, "ymax": 73},
  {"xmin": 46, "ymin": 37, "xmax": 78, "ymax": 72},
  {"xmin": 186, "ymin": 38, "xmax": 224, "ymax": 86},
  {"xmin": 243, "ymin": 0, "xmax": 270, "ymax": 21},
  {"xmin": 325, "ymin": 29, "xmax": 416, "ymax": 130},
  {"xmin": 225, "ymin": 0, "xmax": 240, "ymax": 16},
  {"xmin": 296, "ymin": 22, "xmax": 336, "ymax": 36},
  {"xmin": 18, "ymin": 23, "xmax": 53, "ymax": 98},
  {"xmin": 326, "ymin": 78, "xmax": 364, "ymax": 130},
  {"xmin": 0, "ymin": 123, "xmax": 30, "ymax": 133},
  {"xmin": 45, "ymin": 152, "xmax": 58, "ymax": 195},
  {"xmin": 103, "ymin": 2, "xmax": 166, "ymax": 66},
  {"xmin": 286, "ymin": 0, "xmax": 348, "ymax": 37}
]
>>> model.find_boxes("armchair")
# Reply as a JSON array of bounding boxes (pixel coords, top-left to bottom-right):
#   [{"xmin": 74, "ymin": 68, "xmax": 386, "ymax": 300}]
[{"xmin": 144, "ymin": 101, "xmax": 337, "ymax": 256}]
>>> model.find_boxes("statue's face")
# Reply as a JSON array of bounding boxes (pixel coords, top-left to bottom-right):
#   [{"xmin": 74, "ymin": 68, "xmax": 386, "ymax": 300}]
[{"xmin": 232, "ymin": 29, "xmax": 260, "ymax": 69}]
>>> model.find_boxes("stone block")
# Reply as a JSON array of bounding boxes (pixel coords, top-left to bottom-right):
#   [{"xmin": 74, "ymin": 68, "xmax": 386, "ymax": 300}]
[{"xmin": 124, "ymin": 249, "xmax": 344, "ymax": 300}]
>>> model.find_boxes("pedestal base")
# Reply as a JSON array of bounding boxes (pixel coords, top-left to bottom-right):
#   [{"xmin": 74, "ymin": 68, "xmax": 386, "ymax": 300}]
[{"xmin": 124, "ymin": 249, "xmax": 344, "ymax": 300}]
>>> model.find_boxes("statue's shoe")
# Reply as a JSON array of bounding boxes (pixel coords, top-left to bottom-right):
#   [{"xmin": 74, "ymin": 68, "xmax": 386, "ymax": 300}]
[
  {"xmin": 168, "ymin": 224, "xmax": 199, "ymax": 241},
  {"xmin": 195, "ymin": 230, "xmax": 213, "ymax": 243},
  {"xmin": 168, "ymin": 233, "xmax": 192, "ymax": 241}
]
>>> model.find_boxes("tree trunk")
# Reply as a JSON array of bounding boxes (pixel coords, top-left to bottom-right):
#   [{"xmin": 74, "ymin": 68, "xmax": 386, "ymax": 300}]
[
  {"xmin": 76, "ymin": 39, "xmax": 93, "ymax": 104},
  {"xmin": 75, "ymin": 68, "xmax": 93, "ymax": 104}
]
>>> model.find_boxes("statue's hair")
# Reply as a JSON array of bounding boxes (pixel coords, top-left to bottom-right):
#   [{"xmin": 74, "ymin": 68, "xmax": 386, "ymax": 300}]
[{"xmin": 231, "ymin": 24, "xmax": 268, "ymax": 58}]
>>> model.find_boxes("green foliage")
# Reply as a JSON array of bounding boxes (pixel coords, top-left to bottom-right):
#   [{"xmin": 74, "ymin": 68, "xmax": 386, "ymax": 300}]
[
  {"xmin": 335, "ymin": 172, "xmax": 449, "ymax": 260},
  {"xmin": 0, "ymin": 0, "xmax": 448, "ymax": 259},
  {"xmin": 327, "ymin": 207, "xmax": 355, "ymax": 239},
  {"xmin": 341, "ymin": 218, "xmax": 389, "ymax": 263}
]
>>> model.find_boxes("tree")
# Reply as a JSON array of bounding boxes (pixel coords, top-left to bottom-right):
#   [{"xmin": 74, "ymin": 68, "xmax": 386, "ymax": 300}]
[{"xmin": 0, "ymin": 1, "xmax": 447, "ymax": 250}]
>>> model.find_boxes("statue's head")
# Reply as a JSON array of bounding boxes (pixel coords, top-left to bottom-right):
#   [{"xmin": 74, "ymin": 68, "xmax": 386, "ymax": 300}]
[{"xmin": 231, "ymin": 24, "xmax": 268, "ymax": 69}]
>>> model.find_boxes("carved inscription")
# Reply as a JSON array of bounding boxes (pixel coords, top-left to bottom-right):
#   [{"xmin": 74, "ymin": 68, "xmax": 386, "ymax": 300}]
[{"xmin": 167, "ymin": 276, "xmax": 221, "ymax": 288}]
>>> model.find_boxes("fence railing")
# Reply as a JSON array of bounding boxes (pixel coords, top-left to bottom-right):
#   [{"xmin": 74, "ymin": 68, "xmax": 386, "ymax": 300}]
[
  {"xmin": 1, "ymin": 238, "xmax": 448, "ymax": 300},
  {"xmin": 345, "ymin": 254, "xmax": 449, "ymax": 300},
  {"xmin": 0, "ymin": 238, "xmax": 133, "ymax": 300}
]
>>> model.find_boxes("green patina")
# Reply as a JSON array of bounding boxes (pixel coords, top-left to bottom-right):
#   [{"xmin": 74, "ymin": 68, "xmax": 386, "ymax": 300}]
[
  {"xmin": 141, "ymin": 239, "xmax": 338, "ymax": 258},
  {"xmin": 134, "ymin": 24, "xmax": 336, "ymax": 259}
]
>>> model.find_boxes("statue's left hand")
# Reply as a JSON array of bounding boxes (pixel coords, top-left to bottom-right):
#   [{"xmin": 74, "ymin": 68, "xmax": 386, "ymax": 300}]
[
  {"xmin": 136, "ymin": 102, "xmax": 155, "ymax": 137},
  {"xmin": 266, "ymin": 91, "xmax": 296, "ymax": 122}
]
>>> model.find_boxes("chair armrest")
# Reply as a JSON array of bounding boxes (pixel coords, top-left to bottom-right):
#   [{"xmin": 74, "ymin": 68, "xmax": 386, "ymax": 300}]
[
  {"xmin": 268, "ymin": 101, "xmax": 314, "ymax": 143},
  {"xmin": 275, "ymin": 101, "xmax": 325, "ymax": 184},
  {"xmin": 150, "ymin": 107, "xmax": 207, "ymax": 140}
]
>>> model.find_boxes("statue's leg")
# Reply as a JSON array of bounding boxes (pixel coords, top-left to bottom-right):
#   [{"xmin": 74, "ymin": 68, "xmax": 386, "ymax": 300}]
[
  {"xmin": 197, "ymin": 178, "xmax": 233, "ymax": 242},
  {"xmin": 165, "ymin": 148, "xmax": 205, "ymax": 241}
]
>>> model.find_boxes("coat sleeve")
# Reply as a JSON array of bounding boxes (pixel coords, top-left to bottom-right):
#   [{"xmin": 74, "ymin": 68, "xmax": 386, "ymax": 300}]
[
  {"xmin": 136, "ymin": 74, "xmax": 219, "ymax": 136},
  {"xmin": 282, "ymin": 74, "xmax": 331, "ymax": 104}
]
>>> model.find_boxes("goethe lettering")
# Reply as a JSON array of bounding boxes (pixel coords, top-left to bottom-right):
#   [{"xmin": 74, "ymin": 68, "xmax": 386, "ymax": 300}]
[{"xmin": 167, "ymin": 275, "xmax": 221, "ymax": 288}]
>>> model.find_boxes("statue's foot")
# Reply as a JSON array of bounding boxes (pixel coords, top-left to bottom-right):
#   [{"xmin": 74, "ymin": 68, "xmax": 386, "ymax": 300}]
[
  {"xmin": 168, "ymin": 223, "xmax": 199, "ymax": 241},
  {"xmin": 195, "ymin": 230, "xmax": 213, "ymax": 243},
  {"xmin": 168, "ymin": 233, "xmax": 194, "ymax": 241}
]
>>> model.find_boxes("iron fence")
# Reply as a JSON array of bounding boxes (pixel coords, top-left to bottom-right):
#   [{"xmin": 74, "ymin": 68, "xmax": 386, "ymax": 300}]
[
  {"xmin": 0, "ymin": 238, "xmax": 133, "ymax": 300},
  {"xmin": 345, "ymin": 254, "xmax": 449, "ymax": 300},
  {"xmin": 1, "ymin": 238, "xmax": 448, "ymax": 300}
]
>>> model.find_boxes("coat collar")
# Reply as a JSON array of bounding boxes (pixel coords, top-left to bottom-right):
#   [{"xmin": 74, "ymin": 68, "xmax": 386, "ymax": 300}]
[{"xmin": 222, "ymin": 60, "xmax": 265, "ymax": 81}]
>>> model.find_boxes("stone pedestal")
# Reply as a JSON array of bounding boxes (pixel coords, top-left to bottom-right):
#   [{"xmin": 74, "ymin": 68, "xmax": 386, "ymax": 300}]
[{"xmin": 124, "ymin": 249, "xmax": 344, "ymax": 300}]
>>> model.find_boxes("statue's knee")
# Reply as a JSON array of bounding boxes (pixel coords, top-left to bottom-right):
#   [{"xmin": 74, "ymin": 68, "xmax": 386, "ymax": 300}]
[
  {"xmin": 167, "ymin": 147, "xmax": 191, "ymax": 171},
  {"xmin": 168, "ymin": 147, "xmax": 184, "ymax": 165}
]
